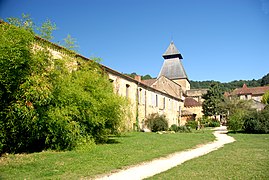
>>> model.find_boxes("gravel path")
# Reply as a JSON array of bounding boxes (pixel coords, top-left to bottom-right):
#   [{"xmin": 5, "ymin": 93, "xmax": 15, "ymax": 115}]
[{"xmin": 95, "ymin": 126, "xmax": 235, "ymax": 180}]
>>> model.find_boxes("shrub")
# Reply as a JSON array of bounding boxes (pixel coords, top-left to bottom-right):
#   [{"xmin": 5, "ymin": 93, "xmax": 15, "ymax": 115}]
[
  {"xmin": 209, "ymin": 120, "xmax": 220, "ymax": 127},
  {"xmin": 178, "ymin": 126, "xmax": 191, "ymax": 133},
  {"xmin": 170, "ymin": 124, "xmax": 178, "ymax": 132},
  {"xmin": 185, "ymin": 120, "xmax": 198, "ymax": 129},
  {"xmin": 227, "ymin": 110, "xmax": 246, "ymax": 132},
  {"xmin": 145, "ymin": 113, "xmax": 168, "ymax": 132},
  {"xmin": 243, "ymin": 109, "xmax": 269, "ymax": 134}
]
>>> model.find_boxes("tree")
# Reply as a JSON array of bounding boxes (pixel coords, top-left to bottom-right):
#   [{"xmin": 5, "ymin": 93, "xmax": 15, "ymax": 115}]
[
  {"xmin": 220, "ymin": 98, "xmax": 253, "ymax": 132},
  {"xmin": 261, "ymin": 73, "xmax": 269, "ymax": 86},
  {"xmin": 38, "ymin": 19, "xmax": 57, "ymax": 40},
  {"xmin": 202, "ymin": 83, "xmax": 224, "ymax": 119},
  {"xmin": 62, "ymin": 34, "xmax": 79, "ymax": 52},
  {"xmin": 142, "ymin": 74, "xmax": 152, "ymax": 80},
  {"xmin": 0, "ymin": 18, "xmax": 127, "ymax": 153},
  {"xmin": 262, "ymin": 91, "xmax": 269, "ymax": 105}
]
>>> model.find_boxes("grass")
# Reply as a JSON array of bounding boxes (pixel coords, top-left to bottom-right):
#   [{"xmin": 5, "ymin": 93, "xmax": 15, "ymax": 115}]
[
  {"xmin": 147, "ymin": 133, "xmax": 269, "ymax": 180},
  {"xmin": 0, "ymin": 130, "xmax": 214, "ymax": 179}
]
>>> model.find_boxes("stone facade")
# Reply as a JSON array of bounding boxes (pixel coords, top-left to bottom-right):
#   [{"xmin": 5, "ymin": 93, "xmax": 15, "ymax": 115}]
[{"xmin": 33, "ymin": 36, "xmax": 206, "ymax": 130}]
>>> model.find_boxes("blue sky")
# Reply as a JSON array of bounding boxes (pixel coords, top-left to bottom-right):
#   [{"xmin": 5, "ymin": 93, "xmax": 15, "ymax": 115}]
[{"xmin": 1, "ymin": 0, "xmax": 269, "ymax": 82}]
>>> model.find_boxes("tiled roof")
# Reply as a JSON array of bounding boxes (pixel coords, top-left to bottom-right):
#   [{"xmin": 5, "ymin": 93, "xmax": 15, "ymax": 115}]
[
  {"xmin": 184, "ymin": 97, "xmax": 201, "ymax": 107},
  {"xmin": 141, "ymin": 79, "xmax": 157, "ymax": 86},
  {"xmin": 228, "ymin": 84, "xmax": 269, "ymax": 96},
  {"xmin": 181, "ymin": 110, "xmax": 194, "ymax": 116}
]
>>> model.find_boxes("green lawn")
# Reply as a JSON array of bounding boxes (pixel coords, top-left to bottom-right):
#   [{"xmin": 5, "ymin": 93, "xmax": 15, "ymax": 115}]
[
  {"xmin": 147, "ymin": 133, "xmax": 269, "ymax": 180},
  {"xmin": 0, "ymin": 130, "xmax": 214, "ymax": 179}
]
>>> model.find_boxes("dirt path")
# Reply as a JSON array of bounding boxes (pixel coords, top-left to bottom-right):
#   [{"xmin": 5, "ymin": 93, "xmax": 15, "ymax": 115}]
[{"xmin": 95, "ymin": 126, "xmax": 235, "ymax": 180}]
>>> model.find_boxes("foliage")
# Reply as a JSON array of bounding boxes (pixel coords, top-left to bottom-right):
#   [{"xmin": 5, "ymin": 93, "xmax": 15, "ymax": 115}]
[
  {"xmin": 185, "ymin": 120, "xmax": 198, "ymax": 129},
  {"xmin": 198, "ymin": 117, "xmax": 220, "ymax": 127},
  {"xmin": 261, "ymin": 73, "xmax": 269, "ymax": 86},
  {"xmin": 202, "ymin": 83, "xmax": 224, "ymax": 118},
  {"xmin": 145, "ymin": 113, "xmax": 168, "ymax": 132},
  {"xmin": 190, "ymin": 78, "xmax": 263, "ymax": 91},
  {"xmin": 62, "ymin": 34, "xmax": 79, "ymax": 52},
  {"xmin": 227, "ymin": 110, "xmax": 247, "ymax": 132},
  {"xmin": 262, "ymin": 91, "xmax": 269, "ymax": 105},
  {"xmin": 243, "ymin": 109, "xmax": 269, "ymax": 134},
  {"xmin": 170, "ymin": 124, "xmax": 178, "ymax": 132},
  {"xmin": 37, "ymin": 19, "xmax": 57, "ymax": 40},
  {"xmin": 124, "ymin": 72, "xmax": 153, "ymax": 80},
  {"xmin": 6, "ymin": 13, "xmax": 34, "ymax": 32},
  {"xmin": 178, "ymin": 126, "xmax": 191, "ymax": 133},
  {"xmin": 6, "ymin": 14, "xmax": 57, "ymax": 41},
  {"xmin": 169, "ymin": 124, "xmax": 191, "ymax": 133},
  {"xmin": 0, "ymin": 21, "xmax": 127, "ymax": 153}
]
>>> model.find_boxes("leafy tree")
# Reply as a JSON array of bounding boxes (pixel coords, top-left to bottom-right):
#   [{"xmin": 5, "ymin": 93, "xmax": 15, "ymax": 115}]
[
  {"xmin": 261, "ymin": 73, "xmax": 269, "ymax": 86},
  {"xmin": 6, "ymin": 13, "xmax": 34, "ymax": 32},
  {"xmin": 202, "ymin": 83, "xmax": 224, "ymax": 119},
  {"xmin": 142, "ymin": 74, "xmax": 152, "ymax": 80},
  {"xmin": 262, "ymin": 91, "xmax": 269, "ymax": 105},
  {"xmin": 62, "ymin": 34, "xmax": 79, "ymax": 52},
  {"xmin": 37, "ymin": 19, "xmax": 57, "ymax": 40},
  {"xmin": 0, "ymin": 18, "xmax": 127, "ymax": 153},
  {"xmin": 220, "ymin": 98, "xmax": 253, "ymax": 132}
]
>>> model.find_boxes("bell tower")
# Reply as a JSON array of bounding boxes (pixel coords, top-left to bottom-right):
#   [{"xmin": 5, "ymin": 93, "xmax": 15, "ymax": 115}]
[{"xmin": 158, "ymin": 41, "xmax": 190, "ymax": 92}]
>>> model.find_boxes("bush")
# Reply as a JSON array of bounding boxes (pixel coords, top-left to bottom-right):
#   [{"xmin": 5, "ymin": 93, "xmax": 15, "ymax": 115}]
[
  {"xmin": 178, "ymin": 126, "xmax": 191, "ymax": 133},
  {"xmin": 227, "ymin": 110, "xmax": 246, "ymax": 132},
  {"xmin": 209, "ymin": 120, "xmax": 220, "ymax": 127},
  {"xmin": 243, "ymin": 109, "xmax": 269, "ymax": 134},
  {"xmin": 170, "ymin": 124, "xmax": 178, "ymax": 132},
  {"xmin": 185, "ymin": 120, "xmax": 198, "ymax": 129},
  {"xmin": 145, "ymin": 113, "xmax": 168, "ymax": 132},
  {"xmin": 0, "ymin": 23, "xmax": 128, "ymax": 153}
]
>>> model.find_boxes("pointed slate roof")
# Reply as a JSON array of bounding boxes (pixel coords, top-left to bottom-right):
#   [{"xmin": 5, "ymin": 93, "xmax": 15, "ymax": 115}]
[
  {"xmin": 158, "ymin": 41, "xmax": 188, "ymax": 80},
  {"xmin": 162, "ymin": 41, "xmax": 183, "ymax": 59}
]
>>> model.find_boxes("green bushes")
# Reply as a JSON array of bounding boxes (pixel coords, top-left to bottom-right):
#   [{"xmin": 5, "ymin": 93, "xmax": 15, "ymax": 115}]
[
  {"xmin": 145, "ymin": 113, "xmax": 168, "ymax": 132},
  {"xmin": 243, "ymin": 109, "xmax": 269, "ymax": 134},
  {"xmin": 198, "ymin": 117, "xmax": 220, "ymax": 128},
  {"xmin": 0, "ymin": 22, "xmax": 127, "ymax": 153},
  {"xmin": 185, "ymin": 120, "xmax": 198, "ymax": 129},
  {"xmin": 169, "ymin": 124, "xmax": 191, "ymax": 133}
]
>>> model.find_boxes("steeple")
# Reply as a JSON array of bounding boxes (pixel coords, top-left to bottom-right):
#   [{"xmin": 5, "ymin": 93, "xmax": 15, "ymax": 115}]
[
  {"xmin": 158, "ymin": 41, "xmax": 188, "ymax": 80},
  {"xmin": 162, "ymin": 41, "xmax": 183, "ymax": 59},
  {"xmin": 158, "ymin": 41, "xmax": 190, "ymax": 92}
]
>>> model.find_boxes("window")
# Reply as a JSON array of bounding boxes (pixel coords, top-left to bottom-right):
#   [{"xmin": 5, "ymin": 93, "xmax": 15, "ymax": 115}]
[
  {"xmin": 138, "ymin": 88, "xmax": 142, "ymax": 104},
  {"xmin": 126, "ymin": 84, "xmax": 130, "ymax": 98},
  {"xmin": 156, "ymin": 95, "xmax": 158, "ymax": 107},
  {"xmin": 151, "ymin": 92, "xmax": 156, "ymax": 106},
  {"xmin": 163, "ymin": 97, "xmax": 166, "ymax": 109}
]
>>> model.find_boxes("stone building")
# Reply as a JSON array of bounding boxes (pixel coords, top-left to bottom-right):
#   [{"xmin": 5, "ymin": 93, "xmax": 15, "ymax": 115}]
[
  {"xmin": 225, "ymin": 84, "xmax": 269, "ymax": 111},
  {"xmin": 24, "ymin": 31, "xmax": 206, "ymax": 129},
  {"xmin": 143, "ymin": 42, "xmax": 206, "ymax": 125}
]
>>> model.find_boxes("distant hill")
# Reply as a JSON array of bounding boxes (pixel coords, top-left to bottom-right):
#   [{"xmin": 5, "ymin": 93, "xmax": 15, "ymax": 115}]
[
  {"xmin": 124, "ymin": 72, "xmax": 269, "ymax": 92},
  {"xmin": 190, "ymin": 73, "xmax": 269, "ymax": 92}
]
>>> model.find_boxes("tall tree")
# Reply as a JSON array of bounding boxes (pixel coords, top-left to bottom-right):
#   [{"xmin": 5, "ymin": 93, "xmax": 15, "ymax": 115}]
[
  {"xmin": 202, "ymin": 83, "xmax": 224, "ymax": 119},
  {"xmin": 261, "ymin": 73, "xmax": 269, "ymax": 86}
]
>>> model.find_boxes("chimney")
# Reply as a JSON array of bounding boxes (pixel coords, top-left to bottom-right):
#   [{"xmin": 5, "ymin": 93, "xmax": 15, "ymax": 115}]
[{"xmin": 134, "ymin": 75, "xmax": 141, "ymax": 82}]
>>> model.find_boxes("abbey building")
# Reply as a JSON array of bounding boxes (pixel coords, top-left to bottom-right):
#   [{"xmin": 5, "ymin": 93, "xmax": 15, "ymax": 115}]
[{"xmin": 32, "ymin": 35, "xmax": 205, "ymax": 130}]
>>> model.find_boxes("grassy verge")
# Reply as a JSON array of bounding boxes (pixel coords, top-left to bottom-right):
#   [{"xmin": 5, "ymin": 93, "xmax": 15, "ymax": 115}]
[
  {"xmin": 147, "ymin": 133, "xmax": 269, "ymax": 180},
  {"xmin": 0, "ymin": 130, "xmax": 214, "ymax": 179}
]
